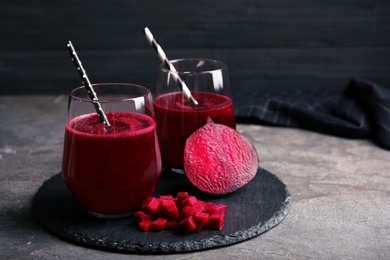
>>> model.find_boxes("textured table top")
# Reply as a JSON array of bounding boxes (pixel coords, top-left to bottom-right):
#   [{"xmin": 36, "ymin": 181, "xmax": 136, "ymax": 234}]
[{"xmin": 1, "ymin": 95, "xmax": 390, "ymax": 259}]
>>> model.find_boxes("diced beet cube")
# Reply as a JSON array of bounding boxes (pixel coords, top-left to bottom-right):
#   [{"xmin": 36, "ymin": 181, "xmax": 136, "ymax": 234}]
[
  {"xmin": 207, "ymin": 214, "xmax": 225, "ymax": 231},
  {"xmin": 180, "ymin": 216, "xmax": 197, "ymax": 233},
  {"xmin": 203, "ymin": 202, "xmax": 215, "ymax": 212},
  {"xmin": 138, "ymin": 219, "xmax": 153, "ymax": 232},
  {"xmin": 181, "ymin": 196, "xmax": 198, "ymax": 207},
  {"xmin": 133, "ymin": 211, "xmax": 152, "ymax": 224},
  {"xmin": 192, "ymin": 201, "xmax": 205, "ymax": 213},
  {"xmin": 149, "ymin": 217, "xmax": 168, "ymax": 231},
  {"xmin": 175, "ymin": 192, "xmax": 191, "ymax": 211},
  {"xmin": 206, "ymin": 203, "xmax": 228, "ymax": 215},
  {"xmin": 176, "ymin": 192, "xmax": 190, "ymax": 201},
  {"xmin": 180, "ymin": 205, "xmax": 196, "ymax": 218},
  {"xmin": 167, "ymin": 219, "xmax": 180, "ymax": 230},
  {"xmin": 194, "ymin": 212, "xmax": 209, "ymax": 232},
  {"xmin": 159, "ymin": 195, "xmax": 175, "ymax": 201},
  {"xmin": 194, "ymin": 212, "xmax": 209, "ymax": 225},
  {"xmin": 141, "ymin": 197, "xmax": 161, "ymax": 215},
  {"xmin": 194, "ymin": 223, "xmax": 203, "ymax": 232},
  {"xmin": 159, "ymin": 199, "xmax": 179, "ymax": 219}
]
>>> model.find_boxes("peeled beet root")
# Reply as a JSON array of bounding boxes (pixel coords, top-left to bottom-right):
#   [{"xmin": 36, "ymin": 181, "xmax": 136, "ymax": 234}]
[{"xmin": 184, "ymin": 117, "xmax": 259, "ymax": 195}]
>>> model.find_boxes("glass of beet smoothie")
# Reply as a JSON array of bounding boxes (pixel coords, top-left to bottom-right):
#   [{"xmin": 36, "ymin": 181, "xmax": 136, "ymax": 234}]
[
  {"xmin": 153, "ymin": 59, "xmax": 236, "ymax": 173},
  {"xmin": 62, "ymin": 83, "xmax": 162, "ymax": 218}
]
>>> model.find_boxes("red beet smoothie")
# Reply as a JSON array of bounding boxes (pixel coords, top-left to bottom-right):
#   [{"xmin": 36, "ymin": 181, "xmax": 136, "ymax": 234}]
[
  {"xmin": 62, "ymin": 112, "xmax": 162, "ymax": 216},
  {"xmin": 153, "ymin": 92, "xmax": 235, "ymax": 170}
]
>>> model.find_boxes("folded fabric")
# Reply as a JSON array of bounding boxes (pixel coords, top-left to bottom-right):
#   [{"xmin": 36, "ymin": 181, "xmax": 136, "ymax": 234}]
[{"xmin": 233, "ymin": 78, "xmax": 390, "ymax": 150}]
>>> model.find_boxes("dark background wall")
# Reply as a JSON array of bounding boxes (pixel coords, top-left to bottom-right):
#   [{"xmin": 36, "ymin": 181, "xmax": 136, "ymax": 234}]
[{"xmin": 1, "ymin": 0, "xmax": 389, "ymax": 95}]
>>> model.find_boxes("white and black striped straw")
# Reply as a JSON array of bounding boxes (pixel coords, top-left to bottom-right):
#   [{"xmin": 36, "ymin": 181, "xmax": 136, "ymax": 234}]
[
  {"xmin": 66, "ymin": 41, "xmax": 111, "ymax": 126},
  {"xmin": 143, "ymin": 27, "xmax": 198, "ymax": 105}
]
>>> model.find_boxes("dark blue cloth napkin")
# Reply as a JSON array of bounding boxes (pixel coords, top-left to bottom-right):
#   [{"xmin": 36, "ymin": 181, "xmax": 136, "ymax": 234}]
[{"xmin": 233, "ymin": 78, "xmax": 390, "ymax": 150}]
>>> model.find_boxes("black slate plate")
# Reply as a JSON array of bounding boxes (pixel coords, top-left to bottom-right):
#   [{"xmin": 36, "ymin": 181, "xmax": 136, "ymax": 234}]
[{"xmin": 32, "ymin": 167, "xmax": 291, "ymax": 254}]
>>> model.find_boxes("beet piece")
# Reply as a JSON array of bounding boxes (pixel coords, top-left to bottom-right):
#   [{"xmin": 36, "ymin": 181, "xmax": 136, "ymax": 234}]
[
  {"xmin": 180, "ymin": 216, "xmax": 197, "ymax": 233},
  {"xmin": 205, "ymin": 203, "xmax": 228, "ymax": 215},
  {"xmin": 192, "ymin": 201, "xmax": 205, "ymax": 213},
  {"xmin": 138, "ymin": 219, "xmax": 153, "ymax": 232},
  {"xmin": 176, "ymin": 192, "xmax": 190, "ymax": 201},
  {"xmin": 141, "ymin": 197, "xmax": 161, "ymax": 215},
  {"xmin": 180, "ymin": 205, "xmax": 197, "ymax": 218},
  {"xmin": 194, "ymin": 212, "xmax": 209, "ymax": 232},
  {"xmin": 159, "ymin": 199, "xmax": 179, "ymax": 219},
  {"xmin": 159, "ymin": 195, "xmax": 175, "ymax": 201},
  {"xmin": 181, "ymin": 196, "xmax": 198, "ymax": 207},
  {"xmin": 207, "ymin": 214, "xmax": 225, "ymax": 231},
  {"xmin": 175, "ymin": 192, "xmax": 190, "ymax": 210},
  {"xmin": 150, "ymin": 217, "xmax": 168, "ymax": 231},
  {"xmin": 194, "ymin": 223, "xmax": 203, "ymax": 233},
  {"xmin": 203, "ymin": 202, "xmax": 214, "ymax": 211},
  {"xmin": 133, "ymin": 211, "xmax": 152, "ymax": 224},
  {"xmin": 194, "ymin": 212, "xmax": 209, "ymax": 224},
  {"xmin": 180, "ymin": 201, "xmax": 205, "ymax": 218},
  {"xmin": 167, "ymin": 219, "xmax": 180, "ymax": 230},
  {"xmin": 184, "ymin": 117, "xmax": 259, "ymax": 195}
]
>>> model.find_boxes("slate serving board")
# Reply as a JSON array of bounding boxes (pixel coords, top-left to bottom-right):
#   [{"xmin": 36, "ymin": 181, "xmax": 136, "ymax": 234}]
[{"xmin": 32, "ymin": 167, "xmax": 291, "ymax": 254}]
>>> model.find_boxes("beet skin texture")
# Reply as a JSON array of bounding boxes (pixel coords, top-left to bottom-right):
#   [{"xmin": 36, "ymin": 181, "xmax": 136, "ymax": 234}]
[{"xmin": 184, "ymin": 117, "xmax": 259, "ymax": 195}]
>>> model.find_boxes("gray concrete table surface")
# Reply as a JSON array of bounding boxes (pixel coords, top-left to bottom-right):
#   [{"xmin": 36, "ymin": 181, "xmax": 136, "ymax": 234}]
[{"xmin": 1, "ymin": 95, "xmax": 389, "ymax": 260}]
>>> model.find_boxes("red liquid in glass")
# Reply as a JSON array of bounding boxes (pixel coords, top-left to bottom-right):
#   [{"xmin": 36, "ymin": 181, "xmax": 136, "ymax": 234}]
[
  {"xmin": 153, "ymin": 92, "xmax": 236, "ymax": 170},
  {"xmin": 62, "ymin": 112, "xmax": 162, "ymax": 216}
]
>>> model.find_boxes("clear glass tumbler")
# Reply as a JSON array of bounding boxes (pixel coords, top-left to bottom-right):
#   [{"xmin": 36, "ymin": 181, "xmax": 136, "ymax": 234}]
[
  {"xmin": 153, "ymin": 59, "xmax": 236, "ymax": 173},
  {"xmin": 62, "ymin": 83, "xmax": 162, "ymax": 218}
]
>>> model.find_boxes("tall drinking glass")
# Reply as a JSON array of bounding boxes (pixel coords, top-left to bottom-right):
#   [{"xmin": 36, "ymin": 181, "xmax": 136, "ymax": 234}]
[
  {"xmin": 153, "ymin": 59, "xmax": 236, "ymax": 173},
  {"xmin": 62, "ymin": 83, "xmax": 162, "ymax": 218}
]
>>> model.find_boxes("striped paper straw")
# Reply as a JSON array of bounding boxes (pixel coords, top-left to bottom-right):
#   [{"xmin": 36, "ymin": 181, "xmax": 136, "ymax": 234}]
[
  {"xmin": 66, "ymin": 41, "xmax": 111, "ymax": 126},
  {"xmin": 143, "ymin": 27, "xmax": 198, "ymax": 105}
]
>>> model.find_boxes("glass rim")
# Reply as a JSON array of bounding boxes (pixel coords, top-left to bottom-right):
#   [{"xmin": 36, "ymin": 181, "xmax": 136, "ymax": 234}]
[
  {"xmin": 160, "ymin": 58, "xmax": 227, "ymax": 75},
  {"xmin": 69, "ymin": 83, "xmax": 151, "ymax": 103}
]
